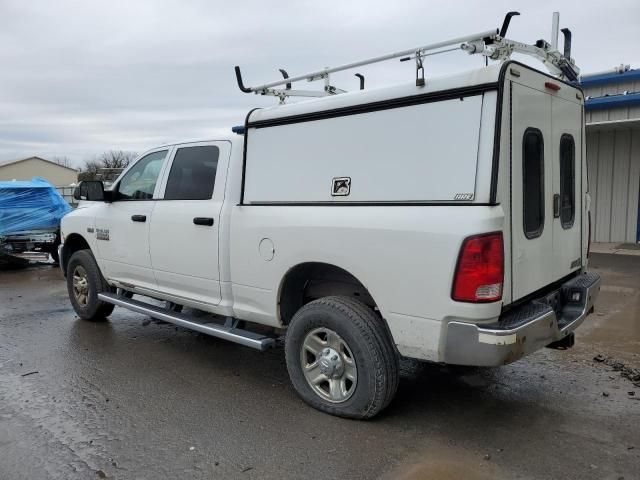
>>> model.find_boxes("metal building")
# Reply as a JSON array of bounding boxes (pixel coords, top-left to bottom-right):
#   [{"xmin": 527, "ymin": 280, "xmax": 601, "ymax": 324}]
[
  {"xmin": 583, "ymin": 66, "xmax": 640, "ymax": 244},
  {"xmin": 0, "ymin": 156, "xmax": 78, "ymax": 187}
]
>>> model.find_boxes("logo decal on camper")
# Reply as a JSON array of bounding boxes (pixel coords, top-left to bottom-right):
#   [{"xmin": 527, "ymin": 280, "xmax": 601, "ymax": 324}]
[
  {"xmin": 332, "ymin": 177, "xmax": 351, "ymax": 196},
  {"xmin": 454, "ymin": 193, "xmax": 474, "ymax": 201}
]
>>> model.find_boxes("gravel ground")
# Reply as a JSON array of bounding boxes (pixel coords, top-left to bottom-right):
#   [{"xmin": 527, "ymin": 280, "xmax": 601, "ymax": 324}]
[{"xmin": 0, "ymin": 253, "xmax": 638, "ymax": 479}]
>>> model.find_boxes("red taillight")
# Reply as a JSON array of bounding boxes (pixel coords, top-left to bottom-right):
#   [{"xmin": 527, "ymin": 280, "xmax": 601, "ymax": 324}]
[{"xmin": 452, "ymin": 232, "xmax": 504, "ymax": 303}]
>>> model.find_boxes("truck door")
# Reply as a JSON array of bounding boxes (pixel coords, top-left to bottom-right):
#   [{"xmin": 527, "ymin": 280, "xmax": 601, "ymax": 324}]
[
  {"xmin": 551, "ymin": 96, "xmax": 582, "ymax": 279},
  {"xmin": 149, "ymin": 141, "xmax": 230, "ymax": 305},
  {"xmin": 511, "ymin": 82, "xmax": 554, "ymax": 300},
  {"xmin": 94, "ymin": 149, "xmax": 170, "ymax": 291}
]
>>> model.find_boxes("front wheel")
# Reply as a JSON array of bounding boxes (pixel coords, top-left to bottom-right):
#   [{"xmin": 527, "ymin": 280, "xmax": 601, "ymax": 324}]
[
  {"xmin": 48, "ymin": 245, "xmax": 60, "ymax": 264},
  {"xmin": 285, "ymin": 296, "xmax": 399, "ymax": 419},
  {"xmin": 66, "ymin": 250, "xmax": 114, "ymax": 321}
]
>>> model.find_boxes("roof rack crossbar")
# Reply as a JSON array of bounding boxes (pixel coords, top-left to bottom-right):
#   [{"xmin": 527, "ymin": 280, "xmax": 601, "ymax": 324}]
[
  {"xmin": 234, "ymin": 12, "xmax": 580, "ymax": 102},
  {"xmin": 235, "ymin": 29, "xmax": 498, "ymax": 93}
]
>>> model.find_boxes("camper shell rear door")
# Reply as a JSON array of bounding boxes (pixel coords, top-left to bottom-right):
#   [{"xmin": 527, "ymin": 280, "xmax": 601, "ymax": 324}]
[{"xmin": 507, "ymin": 64, "xmax": 584, "ymax": 302}]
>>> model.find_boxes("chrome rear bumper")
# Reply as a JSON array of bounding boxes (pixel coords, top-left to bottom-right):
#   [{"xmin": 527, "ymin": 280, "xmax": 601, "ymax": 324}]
[{"xmin": 444, "ymin": 272, "xmax": 601, "ymax": 366}]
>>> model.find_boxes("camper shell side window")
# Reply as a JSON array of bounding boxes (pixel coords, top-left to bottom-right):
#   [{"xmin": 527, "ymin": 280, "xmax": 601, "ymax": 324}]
[
  {"xmin": 522, "ymin": 128, "xmax": 545, "ymax": 239},
  {"xmin": 559, "ymin": 134, "xmax": 576, "ymax": 229}
]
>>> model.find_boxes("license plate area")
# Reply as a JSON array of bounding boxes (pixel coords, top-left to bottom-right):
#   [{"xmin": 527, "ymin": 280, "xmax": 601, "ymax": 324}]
[{"xmin": 540, "ymin": 289, "xmax": 564, "ymax": 317}]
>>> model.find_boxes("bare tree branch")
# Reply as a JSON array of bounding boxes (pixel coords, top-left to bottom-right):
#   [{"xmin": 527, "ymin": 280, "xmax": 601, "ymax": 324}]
[
  {"xmin": 97, "ymin": 150, "xmax": 137, "ymax": 170},
  {"xmin": 51, "ymin": 156, "xmax": 70, "ymax": 167},
  {"xmin": 79, "ymin": 151, "xmax": 137, "ymax": 181}
]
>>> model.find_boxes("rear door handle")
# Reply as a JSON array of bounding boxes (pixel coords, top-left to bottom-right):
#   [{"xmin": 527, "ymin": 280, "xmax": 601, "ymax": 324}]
[
  {"xmin": 553, "ymin": 194, "xmax": 560, "ymax": 218},
  {"xmin": 193, "ymin": 217, "xmax": 214, "ymax": 226},
  {"xmin": 131, "ymin": 215, "xmax": 147, "ymax": 222}
]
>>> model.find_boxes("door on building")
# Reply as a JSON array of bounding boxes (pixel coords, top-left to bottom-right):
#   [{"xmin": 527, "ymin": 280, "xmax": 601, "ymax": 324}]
[
  {"xmin": 637, "ymin": 190, "xmax": 640, "ymax": 242},
  {"xmin": 636, "ymin": 179, "xmax": 640, "ymax": 243}
]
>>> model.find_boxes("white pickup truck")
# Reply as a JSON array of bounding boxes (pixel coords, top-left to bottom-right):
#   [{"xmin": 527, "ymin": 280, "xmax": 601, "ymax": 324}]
[{"xmin": 60, "ymin": 17, "xmax": 600, "ymax": 418}]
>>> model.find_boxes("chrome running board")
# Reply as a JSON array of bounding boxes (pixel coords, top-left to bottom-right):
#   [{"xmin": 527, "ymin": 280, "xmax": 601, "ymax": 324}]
[{"xmin": 97, "ymin": 293, "xmax": 275, "ymax": 351}]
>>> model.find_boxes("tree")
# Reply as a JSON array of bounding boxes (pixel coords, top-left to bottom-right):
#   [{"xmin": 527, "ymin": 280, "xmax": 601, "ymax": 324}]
[
  {"xmin": 51, "ymin": 156, "xmax": 71, "ymax": 167},
  {"xmin": 78, "ymin": 160, "xmax": 101, "ymax": 181},
  {"xmin": 96, "ymin": 150, "xmax": 137, "ymax": 170},
  {"xmin": 79, "ymin": 150, "xmax": 137, "ymax": 181}
]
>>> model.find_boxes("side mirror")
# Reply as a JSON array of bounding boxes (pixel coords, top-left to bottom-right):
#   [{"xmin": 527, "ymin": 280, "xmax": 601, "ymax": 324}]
[{"xmin": 73, "ymin": 181, "xmax": 105, "ymax": 201}]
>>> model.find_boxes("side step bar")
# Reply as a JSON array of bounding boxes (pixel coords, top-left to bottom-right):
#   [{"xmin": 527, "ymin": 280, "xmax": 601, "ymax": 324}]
[{"xmin": 97, "ymin": 293, "xmax": 275, "ymax": 351}]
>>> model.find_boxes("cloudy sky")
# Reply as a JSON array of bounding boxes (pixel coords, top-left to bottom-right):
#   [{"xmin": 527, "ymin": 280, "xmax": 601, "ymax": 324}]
[{"xmin": 1, "ymin": 0, "xmax": 638, "ymax": 168}]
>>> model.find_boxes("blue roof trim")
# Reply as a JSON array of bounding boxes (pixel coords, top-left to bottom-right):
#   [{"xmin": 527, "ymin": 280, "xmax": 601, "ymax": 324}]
[
  {"xmin": 585, "ymin": 91, "xmax": 640, "ymax": 111},
  {"xmin": 581, "ymin": 69, "xmax": 640, "ymax": 87}
]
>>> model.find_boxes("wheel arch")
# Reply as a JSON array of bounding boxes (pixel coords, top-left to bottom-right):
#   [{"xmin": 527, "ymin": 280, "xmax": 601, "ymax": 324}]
[
  {"xmin": 60, "ymin": 233, "xmax": 92, "ymax": 276},
  {"xmin": 277, "ymin": 261, "xmax": 380, "ymax": 326}
]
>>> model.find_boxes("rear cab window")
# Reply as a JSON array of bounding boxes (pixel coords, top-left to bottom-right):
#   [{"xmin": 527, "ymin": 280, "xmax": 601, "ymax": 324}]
[{"xmin": 164, "ymin": 146, "xmax": 219, "ymax": 200}]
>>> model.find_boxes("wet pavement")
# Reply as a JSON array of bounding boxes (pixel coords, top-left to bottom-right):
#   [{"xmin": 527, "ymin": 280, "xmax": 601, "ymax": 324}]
[{"xmin": 0, "ymin": 254, "xmax": 638, "ymax": 479}]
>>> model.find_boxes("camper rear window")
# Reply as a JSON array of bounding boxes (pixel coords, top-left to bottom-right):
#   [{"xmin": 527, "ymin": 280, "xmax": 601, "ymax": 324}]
[
  {"xmin": 522, "ymin": 128, "xmax": 545, "ymax": 239},
  {"xmin": 559, "ymin": 134, "xmax": 575, "ymax": 228}
]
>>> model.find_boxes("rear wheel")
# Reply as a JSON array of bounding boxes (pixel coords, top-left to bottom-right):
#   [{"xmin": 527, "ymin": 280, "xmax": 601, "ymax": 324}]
[
  {"xmin": 285, "ymin": 296, "xmax": 399, "ymax": 419},
  {"xmin": 66, "ymin": 250, "xmax": 114, "ymax": 321}
]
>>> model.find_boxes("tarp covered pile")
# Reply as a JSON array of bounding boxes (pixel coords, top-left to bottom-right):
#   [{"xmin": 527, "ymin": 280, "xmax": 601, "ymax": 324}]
[{"xmin": 0, "ymin": 177, "xmax": 71, "ymax": 236}]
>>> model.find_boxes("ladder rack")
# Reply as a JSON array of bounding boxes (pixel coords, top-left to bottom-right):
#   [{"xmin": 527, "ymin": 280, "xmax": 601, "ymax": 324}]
[{"xmin": 234, "ymin": 12, "xmax": 580, "ymax": 104}]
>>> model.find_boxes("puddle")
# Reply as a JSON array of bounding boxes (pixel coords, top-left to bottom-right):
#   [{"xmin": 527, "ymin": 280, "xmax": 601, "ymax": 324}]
[
  {"xmin": 382, "ymin": 445, "xmax": 504, "ymax": 480},
  {"xmin": 579, "ymin": 288, "xmax": 640, "ymax": 365},
  {"xmin": 574, "ymin": 254, "xmax": 640, "ymax": 365}
]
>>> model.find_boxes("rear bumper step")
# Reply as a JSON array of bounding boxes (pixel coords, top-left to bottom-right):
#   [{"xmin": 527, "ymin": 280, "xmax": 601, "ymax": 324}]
[
  {"xmin": 97, "ymin": 293, "xmax": 276, "ymax": 351},
  {"xmin": 444, "ymin": 272, "xmax": 601, "ymax": 366}
]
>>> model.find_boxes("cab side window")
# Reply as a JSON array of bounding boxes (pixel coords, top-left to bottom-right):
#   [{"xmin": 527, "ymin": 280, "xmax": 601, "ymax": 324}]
[
  {"xmin": 164, "ymin": 146, "xmax": 219, "ymax": 200},
  {"xmin": 116, "ymin": 150, "xmax": 167, "ymax": 200}
]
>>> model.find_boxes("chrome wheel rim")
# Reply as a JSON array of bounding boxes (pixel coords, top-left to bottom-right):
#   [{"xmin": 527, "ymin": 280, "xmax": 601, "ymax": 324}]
[
  {"xmin": 72, "ymin": 266, "xmax": 89, "ymax": 306},
  {"xmin": 301, "ymin": 327, "xmax": 357, "ymax": 403}
]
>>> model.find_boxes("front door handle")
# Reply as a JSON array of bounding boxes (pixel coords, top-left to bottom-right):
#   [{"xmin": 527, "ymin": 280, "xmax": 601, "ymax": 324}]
[
  {"xmin": 553, "ymin": 194, "xmax": 560, "ymax": 218},
  {"xmin": 193, "ymin": 217, "xmax": 214, "ymax": 226},
  {"xmin": 131, "ymin": 215, "xmax": 147, "ymax": 222}
]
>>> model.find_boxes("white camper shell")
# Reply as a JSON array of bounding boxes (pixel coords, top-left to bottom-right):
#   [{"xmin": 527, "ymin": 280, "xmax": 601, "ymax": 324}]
[
  {"xmin": 236, "ymin": 60, "xmax": 598, "ymax": 357},
  {"xmin": 59, "ymin": 15, "xmax": 600, "ymax": 419}
]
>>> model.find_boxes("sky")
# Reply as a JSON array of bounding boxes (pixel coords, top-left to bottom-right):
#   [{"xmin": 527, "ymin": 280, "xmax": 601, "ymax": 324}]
[{"xmin": 1, "ymin": 0, "xmax": 638, "ymax": 169}]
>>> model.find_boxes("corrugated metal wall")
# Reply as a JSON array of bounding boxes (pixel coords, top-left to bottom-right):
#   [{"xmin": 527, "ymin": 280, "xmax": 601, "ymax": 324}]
[
  {"xmin": 584, "ymin": 77, "xmax": 640, "ymax": 123},
  {"xmin": 586, "ymin": 127, "xmax": 640, "ymax": 243}
]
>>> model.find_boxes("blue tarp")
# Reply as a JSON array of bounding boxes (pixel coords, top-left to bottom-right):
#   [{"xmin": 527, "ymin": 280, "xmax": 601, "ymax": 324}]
[{"xmin": 0, "ymin": 177, "xmax": 71, "ymax": 236}]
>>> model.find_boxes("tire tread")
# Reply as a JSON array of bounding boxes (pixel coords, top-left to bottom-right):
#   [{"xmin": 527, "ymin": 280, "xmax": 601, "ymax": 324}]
[
  {"xmin": 66, "ymin": 249, "xmax": 114, "ymax": 321},
  {"xmin": 286, "ymin": 295, "xmax": 399, "ymax": 419}
]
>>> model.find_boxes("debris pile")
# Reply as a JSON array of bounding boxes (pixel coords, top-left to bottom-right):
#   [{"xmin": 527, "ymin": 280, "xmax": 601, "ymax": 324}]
[{"xmin": 593, "ymin": 354, "xmax": 640, "ymax": 387}]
